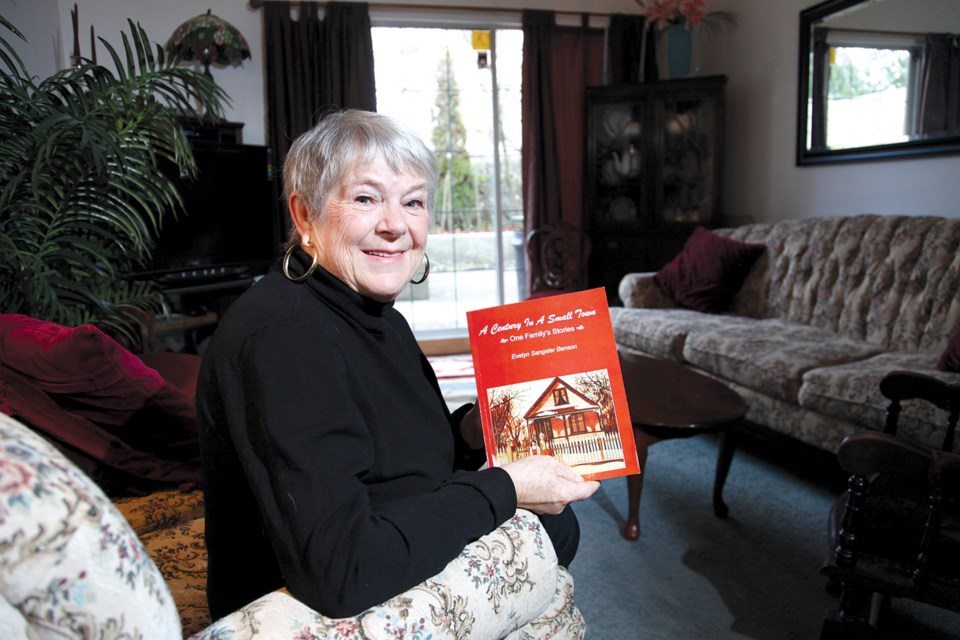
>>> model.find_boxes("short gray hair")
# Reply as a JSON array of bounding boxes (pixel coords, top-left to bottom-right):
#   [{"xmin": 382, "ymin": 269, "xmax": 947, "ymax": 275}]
[{"xmin": 283, "ymin": 110, "xmax": 439, "ymax": 246}]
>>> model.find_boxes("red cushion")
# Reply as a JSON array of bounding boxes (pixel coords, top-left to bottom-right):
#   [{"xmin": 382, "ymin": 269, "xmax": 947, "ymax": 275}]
[
  {"xmin": 0, "ymin": 364, "xmax": 201, "ymax": 495},
  {"xmin": 0, "ymin": 314, "xmax": 190, "ymax": 424},
  {"xmin": 653, "ymin": 227, "xmax": 766, "ymax": 313},
  {"xmin": 140, "ymin": 352, "xmax": 202, "ymax": 401},
  {"xmin": 937, "ymin": 324, "xmax": 960, "ymax": 373},
  {"xmin": 0, "ymin": 314, "xmax": 200, "ymax": 494}
]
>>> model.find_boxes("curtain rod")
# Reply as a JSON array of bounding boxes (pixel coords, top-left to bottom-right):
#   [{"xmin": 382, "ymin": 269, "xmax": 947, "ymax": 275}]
[{"xmin": 247, "ymin": 0, "xmax": 630, "ymax": 19}]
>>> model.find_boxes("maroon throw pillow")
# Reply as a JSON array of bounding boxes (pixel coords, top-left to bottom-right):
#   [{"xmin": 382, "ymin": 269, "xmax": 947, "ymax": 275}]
[
  {"xmin": 0, "ymin": 314, "xmax": 199, "ymax": 465},
  {"xmin": 937, "ymin": 324, "xmax": 960, "ymax": 373},
  {"xmin": 654, "ymin": 226, "xmax": 766, "ymax": 313},
  {"xmin": 0, "ymin": 364, "xmax": 201, "ymax": 496}
]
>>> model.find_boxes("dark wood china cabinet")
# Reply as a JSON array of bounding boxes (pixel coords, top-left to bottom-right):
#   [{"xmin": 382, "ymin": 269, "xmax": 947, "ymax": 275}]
[{"xmin": 585, "ymin": 76, "xmax": 726, "ymax": 303}]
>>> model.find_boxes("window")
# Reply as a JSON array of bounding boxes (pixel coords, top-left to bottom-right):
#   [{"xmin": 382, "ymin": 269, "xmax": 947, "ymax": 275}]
[
  {"xmin": 809, "ymin": 28, "xmax": 924, "ymax": 150},
  {"xmin": 371, "ymin": 24, "xmax": 524, "ymax": 337},
  {"xmin": 565, "ymin": 413, "xmax": 588, "ymax": 435},
  {"xmin": 552, "ymin": 388, "xmax": 569, "ymax": 406}
]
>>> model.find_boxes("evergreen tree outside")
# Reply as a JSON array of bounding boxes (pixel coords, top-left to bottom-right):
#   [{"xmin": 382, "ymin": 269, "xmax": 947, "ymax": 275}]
[
  {"xmin": 370, "ymin": 26, "xmax": 526, "ymax": 332},
  {"xmin": 431, "ymin": 46, "xmax": 482, "ymax": 234}
]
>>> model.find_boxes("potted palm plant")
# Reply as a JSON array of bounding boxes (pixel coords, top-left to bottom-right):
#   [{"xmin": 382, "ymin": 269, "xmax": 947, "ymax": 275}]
[{"xmin": 0, "ymin": 16, "xmax": 228, "ymax": 347}]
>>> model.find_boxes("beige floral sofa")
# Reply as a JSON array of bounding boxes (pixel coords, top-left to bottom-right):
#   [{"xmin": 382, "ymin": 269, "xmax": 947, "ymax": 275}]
[
  {"xmin": 0, "ymin": 401, "xmax": 584, "ymax": 639},
  {"xmin": 611, "ymin": 214, "xmax": 960, "ymax": 454}
]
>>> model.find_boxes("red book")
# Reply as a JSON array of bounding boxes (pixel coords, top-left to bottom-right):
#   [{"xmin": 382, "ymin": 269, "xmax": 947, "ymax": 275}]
[{"xmin": 466, "ymin": 288, "xmax": 640, "ymax": 481}]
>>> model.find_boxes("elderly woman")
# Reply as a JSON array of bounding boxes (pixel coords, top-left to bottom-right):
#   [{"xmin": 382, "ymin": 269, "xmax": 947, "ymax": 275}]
[{"xmin": 196, "ymin": 110, "xmax": 599, "ymax": 620}]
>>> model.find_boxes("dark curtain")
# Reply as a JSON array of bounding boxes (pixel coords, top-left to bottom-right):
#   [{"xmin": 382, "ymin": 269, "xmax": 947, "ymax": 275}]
[
  {"xmin": 264, "ymin": 1, "xmax": 322, "ymax": 171},
  {"xmin": 321, "ymin": 3, "xmax": 377, "ymax": 114},
  {"xmin": 263, "ymin": 1, "xmax": 375, "ymax": 185},
  {"xmin": 918, "ymin": 33, "xmax": 960, "ymax": 136},
  {"xmin": 520, "ymin": 11, "xmax": 650, "ymax": 293},
  {"xmin": 521, "ymin": 11, "xmax": 605, "ymax": 293}
]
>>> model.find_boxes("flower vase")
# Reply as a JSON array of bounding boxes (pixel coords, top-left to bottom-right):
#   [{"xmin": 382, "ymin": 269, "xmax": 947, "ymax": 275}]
[{"xmin": 665, "ymin": 24, "xmax": 692, "ymax": 79}]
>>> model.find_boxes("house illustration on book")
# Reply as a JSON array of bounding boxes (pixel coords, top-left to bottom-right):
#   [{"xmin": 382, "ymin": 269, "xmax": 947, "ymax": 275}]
[{"xmin": 522, "ymin": 376, "xmax": 605, "ymax": 454}]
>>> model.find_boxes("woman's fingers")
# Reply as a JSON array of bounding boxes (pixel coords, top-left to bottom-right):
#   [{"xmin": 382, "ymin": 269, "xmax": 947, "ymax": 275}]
[{"xmin": 502, "ymin": 455, "xmax": 600, "ymax": 514}]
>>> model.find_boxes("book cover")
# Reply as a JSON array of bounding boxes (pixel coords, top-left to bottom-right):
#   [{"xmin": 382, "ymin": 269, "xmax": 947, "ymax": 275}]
[{"xmin": 466, "ymin": 288, "xmax": 640, "ymax": 481}]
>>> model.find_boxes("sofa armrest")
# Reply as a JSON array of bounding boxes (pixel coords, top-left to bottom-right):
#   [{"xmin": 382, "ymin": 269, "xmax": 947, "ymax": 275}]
[
  {"xmin": 618, "ymin": 272, "xmax": 676, "ymax": 309},
  {"xmin": 0, "ymin": 412, "xmax": 183, "ymax": 638},
  {"xmin": 191, "ymin": 510, "xmax": 585, "ymax": 640}
]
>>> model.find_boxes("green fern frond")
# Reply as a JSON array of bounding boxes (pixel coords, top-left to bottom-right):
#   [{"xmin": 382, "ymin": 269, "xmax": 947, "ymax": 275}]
[{"xmin": 0, "ymin": 16, "xmax": 227, "ymax": 347}]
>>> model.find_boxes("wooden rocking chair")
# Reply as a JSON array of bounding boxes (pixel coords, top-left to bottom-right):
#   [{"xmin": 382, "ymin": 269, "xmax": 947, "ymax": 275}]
[{"xmin": 821, "ymin": 371, "xmax": 960, "ymax": 638}]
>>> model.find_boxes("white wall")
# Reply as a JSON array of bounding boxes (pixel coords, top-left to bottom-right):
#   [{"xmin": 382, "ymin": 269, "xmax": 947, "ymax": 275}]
[
  {"xmin": 5, "ymin": 0, "xmax": 960, "ymax": 222},
  {"xmin": 2, "ymin": 0, "xmax": 61, "ymax": 78},
  {"xmin": 697, "ymin": 0, "xmax": 960, "ymax": 221},
  {"xmin": 4, "ymin": 0, "xmax": 637, "ymax": 147}
]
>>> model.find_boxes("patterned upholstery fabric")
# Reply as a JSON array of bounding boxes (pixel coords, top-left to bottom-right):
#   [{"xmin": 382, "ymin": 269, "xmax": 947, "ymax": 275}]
[
  {"xmin": 192, "ymin": 517, "xmax": 584, "ymax": 640},
  {"xmin": 114, "ymin": 487, "xmax": 205, "ymax": 536},
  {"xmin": 717, "ymin": 215, "xmax": 960, "ymax": 352},
  {"xmin": 683, "ymin": 319, "xmax": 886, "ymax": 403},
  {"xmin": 141, "ymin": 517, "xmax": 209, "ymax": 636},
  {"xmin": 0, "ymin": 411, "xmax": 182, "ymax": 637},
  {"xmin": 610, "ymin": 307, "xmax": 758, "ymax": 363},
  {"xmin": 614, "ymin": 215, "xmax": 960, "ymax": 453},
  {"xmin": 1, "ymin": 411, "xmax": 584, "ymax": 639}
]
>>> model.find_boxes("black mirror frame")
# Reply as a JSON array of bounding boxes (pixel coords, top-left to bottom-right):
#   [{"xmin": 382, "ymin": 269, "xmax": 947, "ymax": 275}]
[{"xmin": 797, "ymin": 0, "xmax": 960, "ymax": 166}]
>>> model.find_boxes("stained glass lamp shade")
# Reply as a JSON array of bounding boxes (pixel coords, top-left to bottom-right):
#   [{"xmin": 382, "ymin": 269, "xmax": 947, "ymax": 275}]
[{"xmin": 166, "ymin": 9, "xmax": 251, "ymax": 78}]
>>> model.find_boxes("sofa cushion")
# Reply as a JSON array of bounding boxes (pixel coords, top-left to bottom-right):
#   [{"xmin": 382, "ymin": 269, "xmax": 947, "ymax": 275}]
[
  {"xmin": 114, "ymin": 487, "xmax": 206, "ymax": 537},
  {"xmin": 799, "ymin": 352, "xmax": 960, "ymax": 452},
  {"xmin": 0, "ymin": 596, "xmax": 31, "ymax": 638},
  {"xmin": 0, "ymin": 412, "xmax": 182, "ymax": 637},
  {"xmin": 938, "ymin": 324, "xmax": 960, "ymax": 373},
  {"xmin": 0, "ymin": 363, "xmax": 203, "ymax": 496},
  {"xmin": 653, "ymin": 226, "xmax": 765, "ymax": 313},
  {"xmin": 683, "ymin": 319, "xmax": 887, "ymax": 403},
  {"xmin": 610, "ymin": 307, "xmax": 758, "ymax": 363},
  {"xmin": 0, "ymin": 314, "xmax": 197, "ymax": 439},
  {"xmin": 0, "ymin": 314, "xmax": 201, "ymax": 495}
]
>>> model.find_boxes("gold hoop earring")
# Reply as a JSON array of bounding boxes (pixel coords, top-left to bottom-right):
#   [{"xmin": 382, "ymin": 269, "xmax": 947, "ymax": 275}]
[
  {"xmin": 282, "ymin": 244, "xmax": 319, "ymax": 283},
  {"xmin": 410, "ymin": 254, "xmax": 430, "ymax": 284}
]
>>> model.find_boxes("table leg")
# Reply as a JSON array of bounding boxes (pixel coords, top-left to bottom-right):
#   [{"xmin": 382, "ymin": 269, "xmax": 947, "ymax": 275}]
[
  {"xmin": 712, "ymin": 423, "xmax": 739, "ymax": 519},
  {"xmin": 622, "ymin": 430, "xmax": 657, "ymax": 541}
]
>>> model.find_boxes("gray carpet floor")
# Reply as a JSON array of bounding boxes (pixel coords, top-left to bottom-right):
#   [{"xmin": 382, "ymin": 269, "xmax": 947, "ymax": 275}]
[
  {"xmin": 569, "ymin": 432, "xmax": 960, "ymax": 639},
  {"xmin": 436, "ymin": 373, "xmax": 960, "ymax": 639}
]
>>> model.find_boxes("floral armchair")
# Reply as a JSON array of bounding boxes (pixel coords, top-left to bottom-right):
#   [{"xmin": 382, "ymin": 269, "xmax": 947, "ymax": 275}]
[{"xmin": 0, "ymin": 408, "xmax": 585, "ymax": 639}]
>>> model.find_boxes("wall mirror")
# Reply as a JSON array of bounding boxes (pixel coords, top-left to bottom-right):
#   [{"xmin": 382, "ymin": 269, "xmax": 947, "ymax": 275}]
[{"xmin": 797, "ymin": 0, "xmax": 960, "ymax": 165}]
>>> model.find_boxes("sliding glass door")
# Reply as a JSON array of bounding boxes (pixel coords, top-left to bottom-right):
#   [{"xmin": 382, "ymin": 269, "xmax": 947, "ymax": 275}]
[{"xmin": 372, "ymin": 26, "xmax": 524, "ymax": 337}]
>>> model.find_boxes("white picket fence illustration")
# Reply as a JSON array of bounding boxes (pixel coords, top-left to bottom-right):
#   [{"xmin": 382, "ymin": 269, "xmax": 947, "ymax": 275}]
[
  {"xmin": 498, "ymin": 431, "xmax": 624, "ymax": 467},
  {"xmin": 552, "ymin": 432, "xmax": 625, "ymax": 467}
]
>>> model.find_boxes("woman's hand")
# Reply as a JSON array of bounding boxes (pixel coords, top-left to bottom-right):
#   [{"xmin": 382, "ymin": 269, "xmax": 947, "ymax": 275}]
[{"xmin": 502, "ymin": 455, "xmax": 600, "ymax": 515}]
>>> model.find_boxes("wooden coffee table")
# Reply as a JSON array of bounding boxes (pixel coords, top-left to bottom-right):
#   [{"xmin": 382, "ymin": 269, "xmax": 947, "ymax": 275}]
[{"xmin": 618, "ymin": 351, "xmax": 746, "ymax": 541}]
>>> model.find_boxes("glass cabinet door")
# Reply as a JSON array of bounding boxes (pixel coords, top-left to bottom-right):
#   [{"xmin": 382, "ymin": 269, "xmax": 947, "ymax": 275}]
[
  {"xmin": 585, "ymin": 76, "xmax": 726, "ymax": 302},
  {"xmin": 659, "ymin": 91, "xmax": 723, "ymax": 224},
  {"xmin": 589, "ymin": 100, "xmax": 645, "ymax": 228}
]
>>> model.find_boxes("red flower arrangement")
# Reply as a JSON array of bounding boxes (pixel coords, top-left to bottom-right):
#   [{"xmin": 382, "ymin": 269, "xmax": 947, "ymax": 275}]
[{"xmin": 635, "ymin": 0, "xmax": 735, "ymax": 32}]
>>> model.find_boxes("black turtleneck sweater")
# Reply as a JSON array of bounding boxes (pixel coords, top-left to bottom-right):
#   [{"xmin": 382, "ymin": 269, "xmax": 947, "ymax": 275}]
[{"xmin": 196, "ymin": 255, "xmax": 517, "ymax": 619}]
